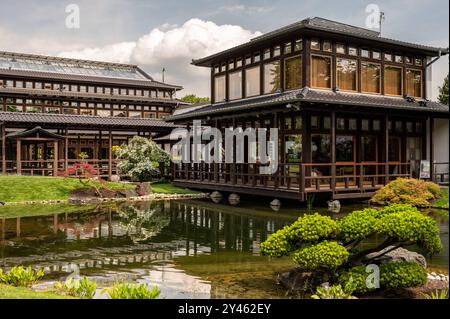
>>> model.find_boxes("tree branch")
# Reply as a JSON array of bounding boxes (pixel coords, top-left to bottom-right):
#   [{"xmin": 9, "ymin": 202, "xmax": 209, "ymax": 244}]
[{"xmin": 348, "ymin": 237, "xmax": 397, "ymax": 264}]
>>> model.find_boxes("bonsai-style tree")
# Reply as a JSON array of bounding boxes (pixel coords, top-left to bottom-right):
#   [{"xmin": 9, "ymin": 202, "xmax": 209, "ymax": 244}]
[
  {"xmin": 60, "ymin": 152, "xmax": 104, "ymax": 197},
  {"xmin": 114, "ymin": 136, "xmax": 169, "ymax": 182},
  {"xmin": 261, "ymin": 204, "xmax": 442, "ymax": 294}
]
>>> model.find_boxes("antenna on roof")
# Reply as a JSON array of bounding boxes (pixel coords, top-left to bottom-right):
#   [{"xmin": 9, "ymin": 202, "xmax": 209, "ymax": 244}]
[
  {"xmin": 162, "ymin": 67, "xmax": 166, "ymax": 83},
  {"xmin": 379, "ymin": 11, "xmax": 386, "ymax": 37}
]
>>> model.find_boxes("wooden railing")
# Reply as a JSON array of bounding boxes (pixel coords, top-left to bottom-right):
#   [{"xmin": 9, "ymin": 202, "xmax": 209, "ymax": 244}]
[{"xmin": 173, "ymin": 161, "xmax": 413, "ymax": 197}]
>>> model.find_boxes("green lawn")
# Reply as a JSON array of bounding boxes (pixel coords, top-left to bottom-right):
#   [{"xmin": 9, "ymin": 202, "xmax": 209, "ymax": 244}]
[
  {"xmin": 0, "ymin": 284, "xmax": 73, "ymax": 299},
  {"xmin": 0, "ymin": 175, "xmax": 134, "ymax": 203},
  {"xmin": 151, "ymin": 182, "xmax": 200, "ymax": 195},
  {"xmin": 434, "ymin": 188, "xmax": 449, "ymax": 209}
]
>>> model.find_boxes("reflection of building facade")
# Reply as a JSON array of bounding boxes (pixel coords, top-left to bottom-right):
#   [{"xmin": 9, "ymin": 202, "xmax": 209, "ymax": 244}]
[
  {"xmin": 0, "ymin": 51, "xmax": 185, "ymax": 178},
  {"xmin": 168, "ymin": 17, "xmax": 450, "ymax": 201}
]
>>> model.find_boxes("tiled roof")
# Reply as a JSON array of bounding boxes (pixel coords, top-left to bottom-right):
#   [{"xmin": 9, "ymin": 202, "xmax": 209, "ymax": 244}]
[
  {"xmin": 0, "ymin": 68, "xmax": 182, "ymax": 90},
  {"xmin": 166, "ymin": 88, "xmax": 449, "ymax": 121},
  {"xmin": 6, "ymin": 126, "xmax": 65, "ymax": 139},
  {"xmin": 0, "ymin": 111, "xmax": 180, "ymax": 130},
  {"xmin": 193, "ymin": 17, "xmax": 449, "ymax": 66},
  {"xmin": 0, "ymin": 87, "xmax": 186, "ymax": 105}
]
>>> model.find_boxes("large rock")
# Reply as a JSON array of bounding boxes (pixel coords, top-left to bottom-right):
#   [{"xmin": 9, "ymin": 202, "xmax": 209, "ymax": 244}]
[
  {"xmin": 365, "ymin": 247, "xmax": 427, "ymax": 269},
  {"xmin": 210, "ymin": 191, "xmax": 223, "ymax": 203},
  {"xmin": 116, "ymin": 189, "xmax": 138, "ymax": 198},
  {"xmin": 135, "ymin": 182, "xmax": 152, "ymax": 196},
  {"xmin": 278, "ymin": 268, "xmax": 329, "ymax": 292},
  {"xmin": 228, "ymin": 193, "xmax": 240, "ymax": 206},
  {"xmin": 110, "ymin": 175, "xmax": 121, "ymax": 183},
  {"xmin": 327, "ymin": 200, "xmax": 341, "ymax": 213}
]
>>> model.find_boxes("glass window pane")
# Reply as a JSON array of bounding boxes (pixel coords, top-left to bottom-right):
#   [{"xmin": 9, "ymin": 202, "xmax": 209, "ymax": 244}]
[
  {"xmin": 349, "ymin": 119, "xmax": 357, "ymax": 130},
  {"xmin": 372, "ymin": 51, "xmax": 381, "ymax": 59},
  {"xmin": 311, "ymin": 56, "xmax": 332, "ymax": 89},
  {"xmin": 263, "ymin": 61, "xmax": 281, "ymax": 94},
  {"xmin": 336, "ymin": 44, "xmax": 346, "ymax": 54},
  {"xmin": 336, "ymin": 136, "xmax": 354, "ymax": 162},
  {"xmin": 361, "ymin": 49, "xmax": 370, "ymax": 58},
  {"xmin": 361, "ymin": 136, "xmax": 377, "ymax": 162},
  {"xmin": 337, "ymin": 58, "xmax": 357, "ymax": 91},
  {"xmin": 295, "ymin": 116, "xmax": 302, "ymax": 130},
  {"xmin": 384, "ymin": 53, "xmax": 393, "ymax": 62},
  {"xmin": 264, "ymin": 49, "xmax": 271, "ymax": 60},
  {"xmin": 373, "ymin": 120, "xmax": 381, "ymax": 131},
  {"xmin": 311, "ymin": 39, "xmax": 320, "ymax": 50},
  {"xmin": 323, "ymin": 41, "xmax": 332, "ymax": 52},
  {"xmin": 385, "ymin": 66, "xmax": 403, "ymax": 96},
  {"xmin": 285, "ymin": 135, "xmax": 302, "ymax": 163},
  {"xmin": 361, "ymin": 63, "xmax": 381, "ymax": 94},
  {"xmin": 395, "ymin": 55, "xmax": 403, "ymax": 63},
  {"xmin": 214, "ymin": 75, "xmax": 226, "ymax": 102},
  {"xmin": 245, "ymin": 66, "xmax": 260, "ymax": 97},
  {"xmin": 312, "ymin": 134, "xmax": 331, "ymax": 163},
  {"xmin": 348, "ymin": 46, "xmax": 358, "ymax": 56},
  {"xmin": 229, "ymin": 71, "xmax": 242, "ymax": 100},
  {"xmin": 406, "ymin": 69, "xmax": 422, "ymax": 98},
  {"xmin": 294, "ymin": 40, "xmax": 303, "ymax": 51},
  {"xmin": 284, "ymin": 56, "xmax": 302, "ymax": 90},
  {"xmin": 284, "ymin": 42, "xmax": 292, "ymax": 54},
  {"xmin": 362, "ymin": 119, "xmax": 369, "ymax": 131},
  {"xmin": 273, "ymin": 46, "xmax": 281, "ymax": 57},
  {"xmin": 337, "ymin": 118, "xmax": 345, "ymax": 130}
]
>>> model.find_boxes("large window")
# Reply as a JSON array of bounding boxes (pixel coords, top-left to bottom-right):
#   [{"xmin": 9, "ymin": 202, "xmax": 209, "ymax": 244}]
[
  {"xmin": 312, "ymin": 134, "xmax": 331, "ymax": 163},
  {"xmin": 245, "ymin": 66, "xmax": 260, "ymax": 97},
  {"xmin": 361, "ymin": 136, "xmax": 377, "ymax": 162},
  {"xmin": 263, "ymin": 61, "xmax": 281, "ymax": 94},
  {"xmin": 406, "ymin": 69, "xmax": 422, "ymax": 98},
  {"xmin": 285, "ymin": 135, "xmax": 302, "ymax": 163},
  {"xmin": 284, "ymin": 55, "xmax": 302, "ymax": 90},
  {"xmin": 336, "ymin": 136, "xmax": 355, "ymax": 162},
  {"xmin": 361, "ymin": 63, "xmax": 381, "ymax": 94},
  {"xmin": 337, "ymin": 58, "xmax": 357, "ymax": 91},
  {"xmin": 214, "ymin": 75, "xmax": 226, "ymax": 102},
  {"xmin": 385, "ymin": 66, "xmax": 403, "ymax": 96},
  {"xmin": 229, "ymin": 71, "xmax": 242, "ymax": 100},
  {"xmin": 311, "ymin": 55, "xmax": 332, "ymax": 89}
]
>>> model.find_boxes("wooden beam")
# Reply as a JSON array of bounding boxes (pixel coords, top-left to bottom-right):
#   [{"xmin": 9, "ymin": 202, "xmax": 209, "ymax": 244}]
[
  {"xmin": 16, "ymin": 139, "xmax": 22, "ymax": 175},
  {"xmin": 331, "ymin": 111, "xmax": 336, "ymax": 192},
  {"xmin": 430, "ymin": 117, "xmax": 435, "ymax": 181},
  {"xmin": 108, "ymin": 130, "xmax": 113, "ymax": 179},
  {"xmin": 53, "ymin": 140, "xmax": 59, "ymax": 177},
  {"xmin": 64, "ymin": 128, "xmax": 69, "ymax": 171},
  {"xmin": 1, "ymin": 124, "xmax": 6, "ymax": 175}
]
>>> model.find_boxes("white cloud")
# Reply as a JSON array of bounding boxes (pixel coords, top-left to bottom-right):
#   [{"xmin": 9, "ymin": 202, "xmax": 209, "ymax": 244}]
[{"xmin": 57, "ymin": 18, "xmax": 262, "ymax": 97}]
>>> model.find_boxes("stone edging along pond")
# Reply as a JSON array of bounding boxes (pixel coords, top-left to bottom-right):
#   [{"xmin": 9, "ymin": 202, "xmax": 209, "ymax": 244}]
[{"xmin": 1, "ymin": 193, "xmax": 209, "ymax": 206}]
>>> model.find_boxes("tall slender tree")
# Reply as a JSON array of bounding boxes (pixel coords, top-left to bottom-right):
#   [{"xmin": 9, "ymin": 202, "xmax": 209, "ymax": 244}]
[{"xmin": 438, "ymin": 73, "xmax": 449, "ymax": 105}]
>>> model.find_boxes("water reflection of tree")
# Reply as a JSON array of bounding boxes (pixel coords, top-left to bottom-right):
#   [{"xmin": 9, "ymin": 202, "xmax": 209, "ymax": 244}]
[{"xmin": 116, "ymin": 204, "xmax": 170, "ymax": 243}]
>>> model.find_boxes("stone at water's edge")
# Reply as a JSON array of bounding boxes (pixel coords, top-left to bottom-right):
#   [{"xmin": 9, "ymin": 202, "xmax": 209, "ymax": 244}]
[
  {"xmin": 327, "ymin": 200, "xmax": 341, "ymax": 213},
  {"xmin": 228, "ymin": 193, "xmax": 240, "ymax": 206},
  {"xmin": 116, "ymin": 189, "xmax": 138, "ymax": 198},
  {"xmin": 365, "ymin": 247, "xmax": 427, "ymax": 269},
  {"xmin": 210, "ymin": 191, "xmax": 223, "ymax": 204},
  {"xmin": 110, "ymin": 175, "xmax": 121, "ymax": 183},
  {"xmin": 278, "ymin": 268, "xmax": 328, "ymax": 293},
  {"xmin": 135, "ymin": 182, "xmax": 152, "ymax": 196}
]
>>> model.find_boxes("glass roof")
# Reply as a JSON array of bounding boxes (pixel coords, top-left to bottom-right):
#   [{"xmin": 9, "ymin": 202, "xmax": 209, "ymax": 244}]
[{"xmin": 0, "ymin": 56, "xmax": 148, "ymax": 80}]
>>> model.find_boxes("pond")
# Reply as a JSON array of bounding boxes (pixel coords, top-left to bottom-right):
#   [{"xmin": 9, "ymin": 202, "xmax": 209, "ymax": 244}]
[{"xmin": 0, "ymin": 199, "xmax": 448, "ymax": 299}]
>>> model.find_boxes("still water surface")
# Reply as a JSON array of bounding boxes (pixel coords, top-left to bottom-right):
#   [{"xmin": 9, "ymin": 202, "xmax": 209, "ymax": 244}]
[{"xmin": 0, "ymin": 199, "xmax": 448, "ymax": 298}]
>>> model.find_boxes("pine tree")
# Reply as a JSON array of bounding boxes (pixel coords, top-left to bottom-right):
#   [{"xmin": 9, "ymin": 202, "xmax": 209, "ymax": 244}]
[{"xmin": 438, "ymin": 73, "xmax": 449, "ymax": 105}]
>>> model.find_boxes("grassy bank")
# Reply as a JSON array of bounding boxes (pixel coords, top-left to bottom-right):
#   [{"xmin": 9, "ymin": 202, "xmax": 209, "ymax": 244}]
[
  {"xmin": 0, "ymin": 285, "xmax": 73, "ymax": 299},
  {"xmin": 434, "ymin": 188, "xmax": 449, "ymax": 209},
  {"xmin": 151, "ymin": 182, "xmax": 200, "ymax": 195},
  {"xmin": 0, "ymin": 176, "xmax": 134, "ymax": 203}
]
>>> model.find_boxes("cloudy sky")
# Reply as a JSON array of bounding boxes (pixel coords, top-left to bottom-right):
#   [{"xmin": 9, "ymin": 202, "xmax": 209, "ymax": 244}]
[{"xmin": 0, "ymin": 0, "xmax": 448, "ymax": 100}]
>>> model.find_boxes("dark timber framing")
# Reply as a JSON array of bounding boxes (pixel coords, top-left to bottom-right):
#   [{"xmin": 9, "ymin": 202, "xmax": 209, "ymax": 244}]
[{"xmin": 168, "ymin": 17, "xmax": 449, "ymax": 201}]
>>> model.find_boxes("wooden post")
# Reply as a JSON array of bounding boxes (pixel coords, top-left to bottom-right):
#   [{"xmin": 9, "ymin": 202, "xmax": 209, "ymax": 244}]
[
  {"xmin": 53, "ymin": 140, "xmax": 59, "ymax": 177},
  {"xmin": 1, "ymin": 124, "xmax": 6, "ymax": 175},
  {"xmin": 16, "ymin": 139, "xmax": 22, "ymax": 175},
  {"xmin": 108, "ymin": 130, "xmax": 113, "ymax": 179},
  {"xmin": 384, "ymin": 114, "xmax": 389, "ymax": 185},
  {"xmin": 64, "ymin": 129, "xmax": 69, "ymax": 170},
  {"xmin": 430, "ymin": 117, "xmax": 435, "ymax": 181},
  {"xmin": 331, "ymin": 111, "xmax": 336, "ymax": 193}
]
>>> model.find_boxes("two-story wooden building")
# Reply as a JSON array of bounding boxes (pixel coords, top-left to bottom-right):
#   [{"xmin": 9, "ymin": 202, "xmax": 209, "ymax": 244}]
[
  {"xmin": 0, "ymin": 51, "xmax": 185, "ymax": 178},
  {"xmin": 167, "ymin": 17, "xmax": 449, "ymax": 201}
]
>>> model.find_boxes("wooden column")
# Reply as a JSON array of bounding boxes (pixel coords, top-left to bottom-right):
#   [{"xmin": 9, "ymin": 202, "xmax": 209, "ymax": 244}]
[
  {"xmin": 53, "ymin": 140, "xmax": 59, "ymax": 177},
  {"xmin": 64, "ymin": 128, "xmax": 69, "ymax": 170},
  {"xmin": 331, "ymin": 111, "xmax": 336, "ymax": 192},
  {"xmin": 108, "ymin": 130, "xmax": 113, "ymax": 179},
  {"xmin": 1, "ymin": 124, "xmax": 6, "ymax": 175},
  {"xmin": 384, "ymin": 114, "xmax": 389, "ymax": 184},
  {"xmin": 16, "ymin": 139, "xmax": 22, "ymax": 175},
  {"xmin": 430, "ymin": 117, "xmax": 435, "ymax": 181}
]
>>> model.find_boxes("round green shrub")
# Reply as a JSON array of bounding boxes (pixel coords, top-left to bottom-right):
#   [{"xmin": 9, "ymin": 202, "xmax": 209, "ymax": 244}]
[
  {"xmin": 287, "ymin": 213, "xmax": 340, "ymax": 243},
  {"xmin": 337, "ymin": 266, "xmax": 376, "ymax": 294},
  {"xmin": 260, "ymin": 226, "xmax": 291, "ymax": 257},
  {"xmin": 380, "ymin": 262, "xmax": 427, "ymax": 289},
  {"xmin": 293, "ymin": 241, "xmax": 349, "ymax": 269},
  {"xmin": 338, "ymin": 209, "xmax": 380, "ymax": 242}
]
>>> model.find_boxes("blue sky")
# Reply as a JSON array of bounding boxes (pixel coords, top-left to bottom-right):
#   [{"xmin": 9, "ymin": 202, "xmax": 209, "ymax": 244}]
[{"xmin": 0, "ymin": 0, "xmax": 448, "ymax": 99}]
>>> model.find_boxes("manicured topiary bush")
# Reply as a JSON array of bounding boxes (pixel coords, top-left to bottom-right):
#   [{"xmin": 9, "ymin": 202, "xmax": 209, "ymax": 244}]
[
  {"xmin": 370, "ymin": 178, "xmax": 442, "ymax": 207},
  {"xmin": 261, "ymin": 204, "xmax": 442, "ymax": 294}
]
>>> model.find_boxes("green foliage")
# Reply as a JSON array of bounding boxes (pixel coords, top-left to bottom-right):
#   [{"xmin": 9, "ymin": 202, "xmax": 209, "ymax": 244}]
[
  {"xmin": 380, "ymin": 262, "xmax": 427, "ymax": 289},
  {"xmin": 378, "ymin": 208, "xmax": 442, "ymax": 254},
  {"xmin": 115, "ymin": 136, "xmax": 169, "ymax": 182},
  {"xmin": 421, "ymin": 288, "xmax": 449, "ymax": 299},
  {"xmin": 180, "ymin": 94, "xmax": 210, "ymax": 104},
  {"xmin": 260, "ymin": 213, "xmax": 339, "ymax": 257},
  {"xmin": 103, "ymin": 281, "xmax": 161, "ymax": 299},
  {"xmin": 338, "ymin": 209, "xmax": 380, "ymax": 242},
  {"xmin": 311, "ymin": 281, "xmax": 356, "ymax": 299},
  {"xmin": 438, "ymin": 73, "xmax": 449, "ymax": 105},
  {"xmin": 0, "ymin": 266, "xmax": 44, "ymax": 287},
  {"xmin": 293, "ymin": 241, "xmax": 349, "ymax": 269},
  {"xmin": 371, "ymin": 178, "xmax": 442, "ymax": 207},
  {"xmin": 337, "ymin": 266, "xmax": 376, "ymax": 294},
  {"xmin": 54, "ymin": 277, "xmax": 97, "ymax": 299}
]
